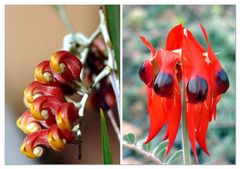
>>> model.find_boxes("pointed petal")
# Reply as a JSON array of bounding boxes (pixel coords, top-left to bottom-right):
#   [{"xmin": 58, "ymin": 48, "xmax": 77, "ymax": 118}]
[
  {"xmin": 166, "ymin": 23, "xmax": 184, "ymax": 51},
  {"xmin": 196, "ymin": 103, "xmax": 210, "ymax": 156},
  {"xmin": 164, "ymin": 90, "xmax": 181, "ymax": 158},
  {"xmin": 145, "ymin": 88, "xmax": 166, "ymax": 143},
  {"xmin": 186, "ymin": 103, "xmax": 198, "ymax": 162},
  {"xmin": 139, "ymin": 34, "xmax": 156, "ymax": 56}
]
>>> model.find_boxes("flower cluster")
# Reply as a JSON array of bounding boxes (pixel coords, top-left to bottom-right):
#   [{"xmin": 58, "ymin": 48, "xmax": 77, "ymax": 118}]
[
  {"xmin": 139, "ymin": 24, "xmax": 229, "ymax": 161},
  {"xmin": 17, "ymin": 51, "xmax": 82, "ymax": 159}
]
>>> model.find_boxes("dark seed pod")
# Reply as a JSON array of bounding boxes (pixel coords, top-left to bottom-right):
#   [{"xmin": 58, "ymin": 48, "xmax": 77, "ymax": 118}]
[
  {"xmin": 139, "ymin": 60, "xmax": 154, "ymax": 87},
  {"xmin": 153, "ymin": 72, "xmax": 174, "ymax": 97},
  {"xmin": 187, "ymin": 76, "xmax": 208, "ymax": 103},
  {"xmin": 216, "ymin": 69, "xmax": 229, "ymax": 95}
]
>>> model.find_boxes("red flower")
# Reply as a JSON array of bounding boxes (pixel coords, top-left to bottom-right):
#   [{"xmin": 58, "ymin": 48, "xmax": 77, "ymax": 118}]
[{"xmin": 139, "ymin": 24, "xmax": 229, "ymax": 162}]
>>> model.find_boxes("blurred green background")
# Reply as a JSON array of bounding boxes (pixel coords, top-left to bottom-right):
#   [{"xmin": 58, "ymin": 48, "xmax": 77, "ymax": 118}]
[{"xmin": 123, "ymin": 5, "xmax": 235, "ymax": 164}]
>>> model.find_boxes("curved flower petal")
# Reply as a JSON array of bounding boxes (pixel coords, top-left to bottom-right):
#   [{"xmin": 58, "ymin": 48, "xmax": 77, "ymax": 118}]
[
  {"xmin": 35, "ymin": 60, "xmax": 68, "ymax": 84},
  {"xmin": 20, "ymin": 129, "xmax": 49, "ymax": 159},
  {"xmin": 24, "ymin": 81, "xmax": 63, "ymax": 107},
  {"xmin": 30, "ymin": 95, "xmax": 64, "ymax": 121},
  {"xmin": 20, "ymin": 125, "xmax": 72, "ymax": 159},
  {"xmin": 50, "ymin": 50, "xmax": 82, "ymax": 81},
  {"xmin": 56, "ymin": 102, "xmax": 79, "ymax": 131},
  {"xmin": 16, "ymin": 110, "xmax": 43, "ymax": 134}
]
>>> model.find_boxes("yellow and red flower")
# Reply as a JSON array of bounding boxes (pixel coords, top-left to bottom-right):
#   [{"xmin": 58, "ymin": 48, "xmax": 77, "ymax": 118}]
[{"xmin": 17, "ymin": 50, "xmax": 81, "ymax": 159}]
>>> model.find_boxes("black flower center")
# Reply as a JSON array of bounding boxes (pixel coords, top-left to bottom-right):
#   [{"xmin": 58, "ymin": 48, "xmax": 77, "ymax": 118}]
[{"xmin": 187, "ymin": 76, "xmax": 208, "ymax": 103}]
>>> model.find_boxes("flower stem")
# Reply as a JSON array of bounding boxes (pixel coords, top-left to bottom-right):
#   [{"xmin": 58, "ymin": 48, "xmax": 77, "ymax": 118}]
[
  {"xmin": 181, "ymin": 82, "xmax": 191, "ymax": 164},
  {"xmin": 123, "ymin": 143, "xmax": 163, "ymax": 164}
]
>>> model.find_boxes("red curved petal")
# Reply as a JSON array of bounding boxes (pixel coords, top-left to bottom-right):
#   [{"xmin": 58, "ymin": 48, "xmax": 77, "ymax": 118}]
[
  {"xmin": 35, "ymin": 60, "xmax": 69, "ymax": 84},
  {"xmin": 30, "ymin": 95, "xmax": 64, "ymax": 121},
  {"xmin": 24, "ymin": 81, "xmax": 63, "ymax": 106},
  {"xmin": 50, "ymin": 50, "xmax": 82, "ymax": 81},
  {"xmin": 56, "ymin": 102, "xmax": 79, "ymax": 131},
  {"xmin": 17, "ymin": 110, "xmax": 43, "ymax": 134}
]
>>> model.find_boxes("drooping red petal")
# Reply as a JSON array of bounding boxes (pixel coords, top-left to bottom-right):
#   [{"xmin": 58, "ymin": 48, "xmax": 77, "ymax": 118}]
[
  {"xmin": 151, "ymin": 48, "xmax": 181, "ymax": 157},
  {"xmin": 145, "ymin": 87, "xmax": 166, "ymax": 143},
  {"xmin": 164, "ymin": 85, "xmax": 181, "ymax": 158},
  {"xmin": 186, "ymin": 103, "xmax": 198, "ymax": 162},
  {"xmin": 196, "ymin": 102, "xmax": 210, "ymax": 156},
  {"xmin": 139, "ymin": 34, "xmax": 156, "ymax": 56}
]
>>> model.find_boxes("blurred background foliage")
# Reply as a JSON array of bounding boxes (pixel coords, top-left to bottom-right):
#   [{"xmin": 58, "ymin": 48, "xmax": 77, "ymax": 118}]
[{"xmin": 123, "ymin": 5, "xmax": 235, "ymax": 164}]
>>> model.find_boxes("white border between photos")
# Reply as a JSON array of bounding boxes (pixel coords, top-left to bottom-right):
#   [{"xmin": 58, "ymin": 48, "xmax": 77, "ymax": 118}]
[{"xmin": 0, "ymin": 0, "xmax": 239, "ymax": 169}]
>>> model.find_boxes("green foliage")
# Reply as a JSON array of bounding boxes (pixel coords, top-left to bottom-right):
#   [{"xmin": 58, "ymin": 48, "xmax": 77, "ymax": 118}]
[
  {"xmin": 152, "ymin": 140, "xmax": 169, "ymax": 155},
  {"xmin": 123, "ymin": 133, "xmax": 183, "ymax": 164},
  {"xmin": 167, "ymin": 150, "xmax": 183, "ymax": 164},
  {"xmin": 136, "ymin": 139, "xmax": 152, "ymax": 152},
  {"xmin": 106, "ymin": 5, "xmax": 120, "ymax": 77},
  {"xmin": 100, "ymin": 108, "xmax": 112, "ymax": 164},
  {"xmin": 123, "ymin": 133, "xmax": 136, "ymax": 144},
  {"xmin": 159, "ymin": 148, "xmax": 167, "ymax": 162}
]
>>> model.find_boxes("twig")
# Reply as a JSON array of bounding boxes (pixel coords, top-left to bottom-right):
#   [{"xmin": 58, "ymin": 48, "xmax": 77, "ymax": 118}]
[
  {"xmin": 55, "ymin": 5, "xmax": 74, "ymax": 34},
  {"xmin": 98, "ymin": 8, "xmax": 120, "ymax": 119},
  {"xmin": 107, "ymin": 110, "xmax": 120, "ymax": 141},
  {"xmin": 123, "ymin": 143, "xmax": 164, "ymax": 165}
]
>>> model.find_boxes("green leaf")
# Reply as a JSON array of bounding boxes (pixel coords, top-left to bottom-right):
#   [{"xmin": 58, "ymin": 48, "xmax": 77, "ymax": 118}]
[
  {"xmin": 100, "ymin": 108, "xmax": 112, "ymax": 164},
  {"xmin": 142, "ymin": 142, "xmax": 152, "ymax": 152},
  {"xmin": 166, "ymin": 150, "xmax": 183, "ymax": 164},
  {"xmin": 123, "ymin": 133, "xmax": 136, "ymax": 144},
  {"xmin": 159, "ymin": 148, "xmax": 167, "ymax": 162},
  {"xmin": 136, "ymin": 139, "xmax": 152, "ymax": 152},
  {"xmin": 152, "ymin": 140, "xmax": 169, "ymax": 156},
  {"xmin": 105, "ymin": 5, "xmax": 120, "ymax": 77}
]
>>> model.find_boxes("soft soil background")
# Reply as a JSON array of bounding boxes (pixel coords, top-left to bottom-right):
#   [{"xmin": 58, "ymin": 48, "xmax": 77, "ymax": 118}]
[
  {"xmin": 5, "ymin": 5, "xmax": 120, "ymax": 164},
  {"xmin": 123, "ymin": 5, "xmax": 235, "ymax": 164}
]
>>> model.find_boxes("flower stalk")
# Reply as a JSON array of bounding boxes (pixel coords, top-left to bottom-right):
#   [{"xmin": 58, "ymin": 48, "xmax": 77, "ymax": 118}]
[
  {"xmin": 181, "ymin": 82, "xmax": 191, "ymax": 164},
  {"xmin": 123, "ymin": 143, "xmax": 163, "ymax": 164}
]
